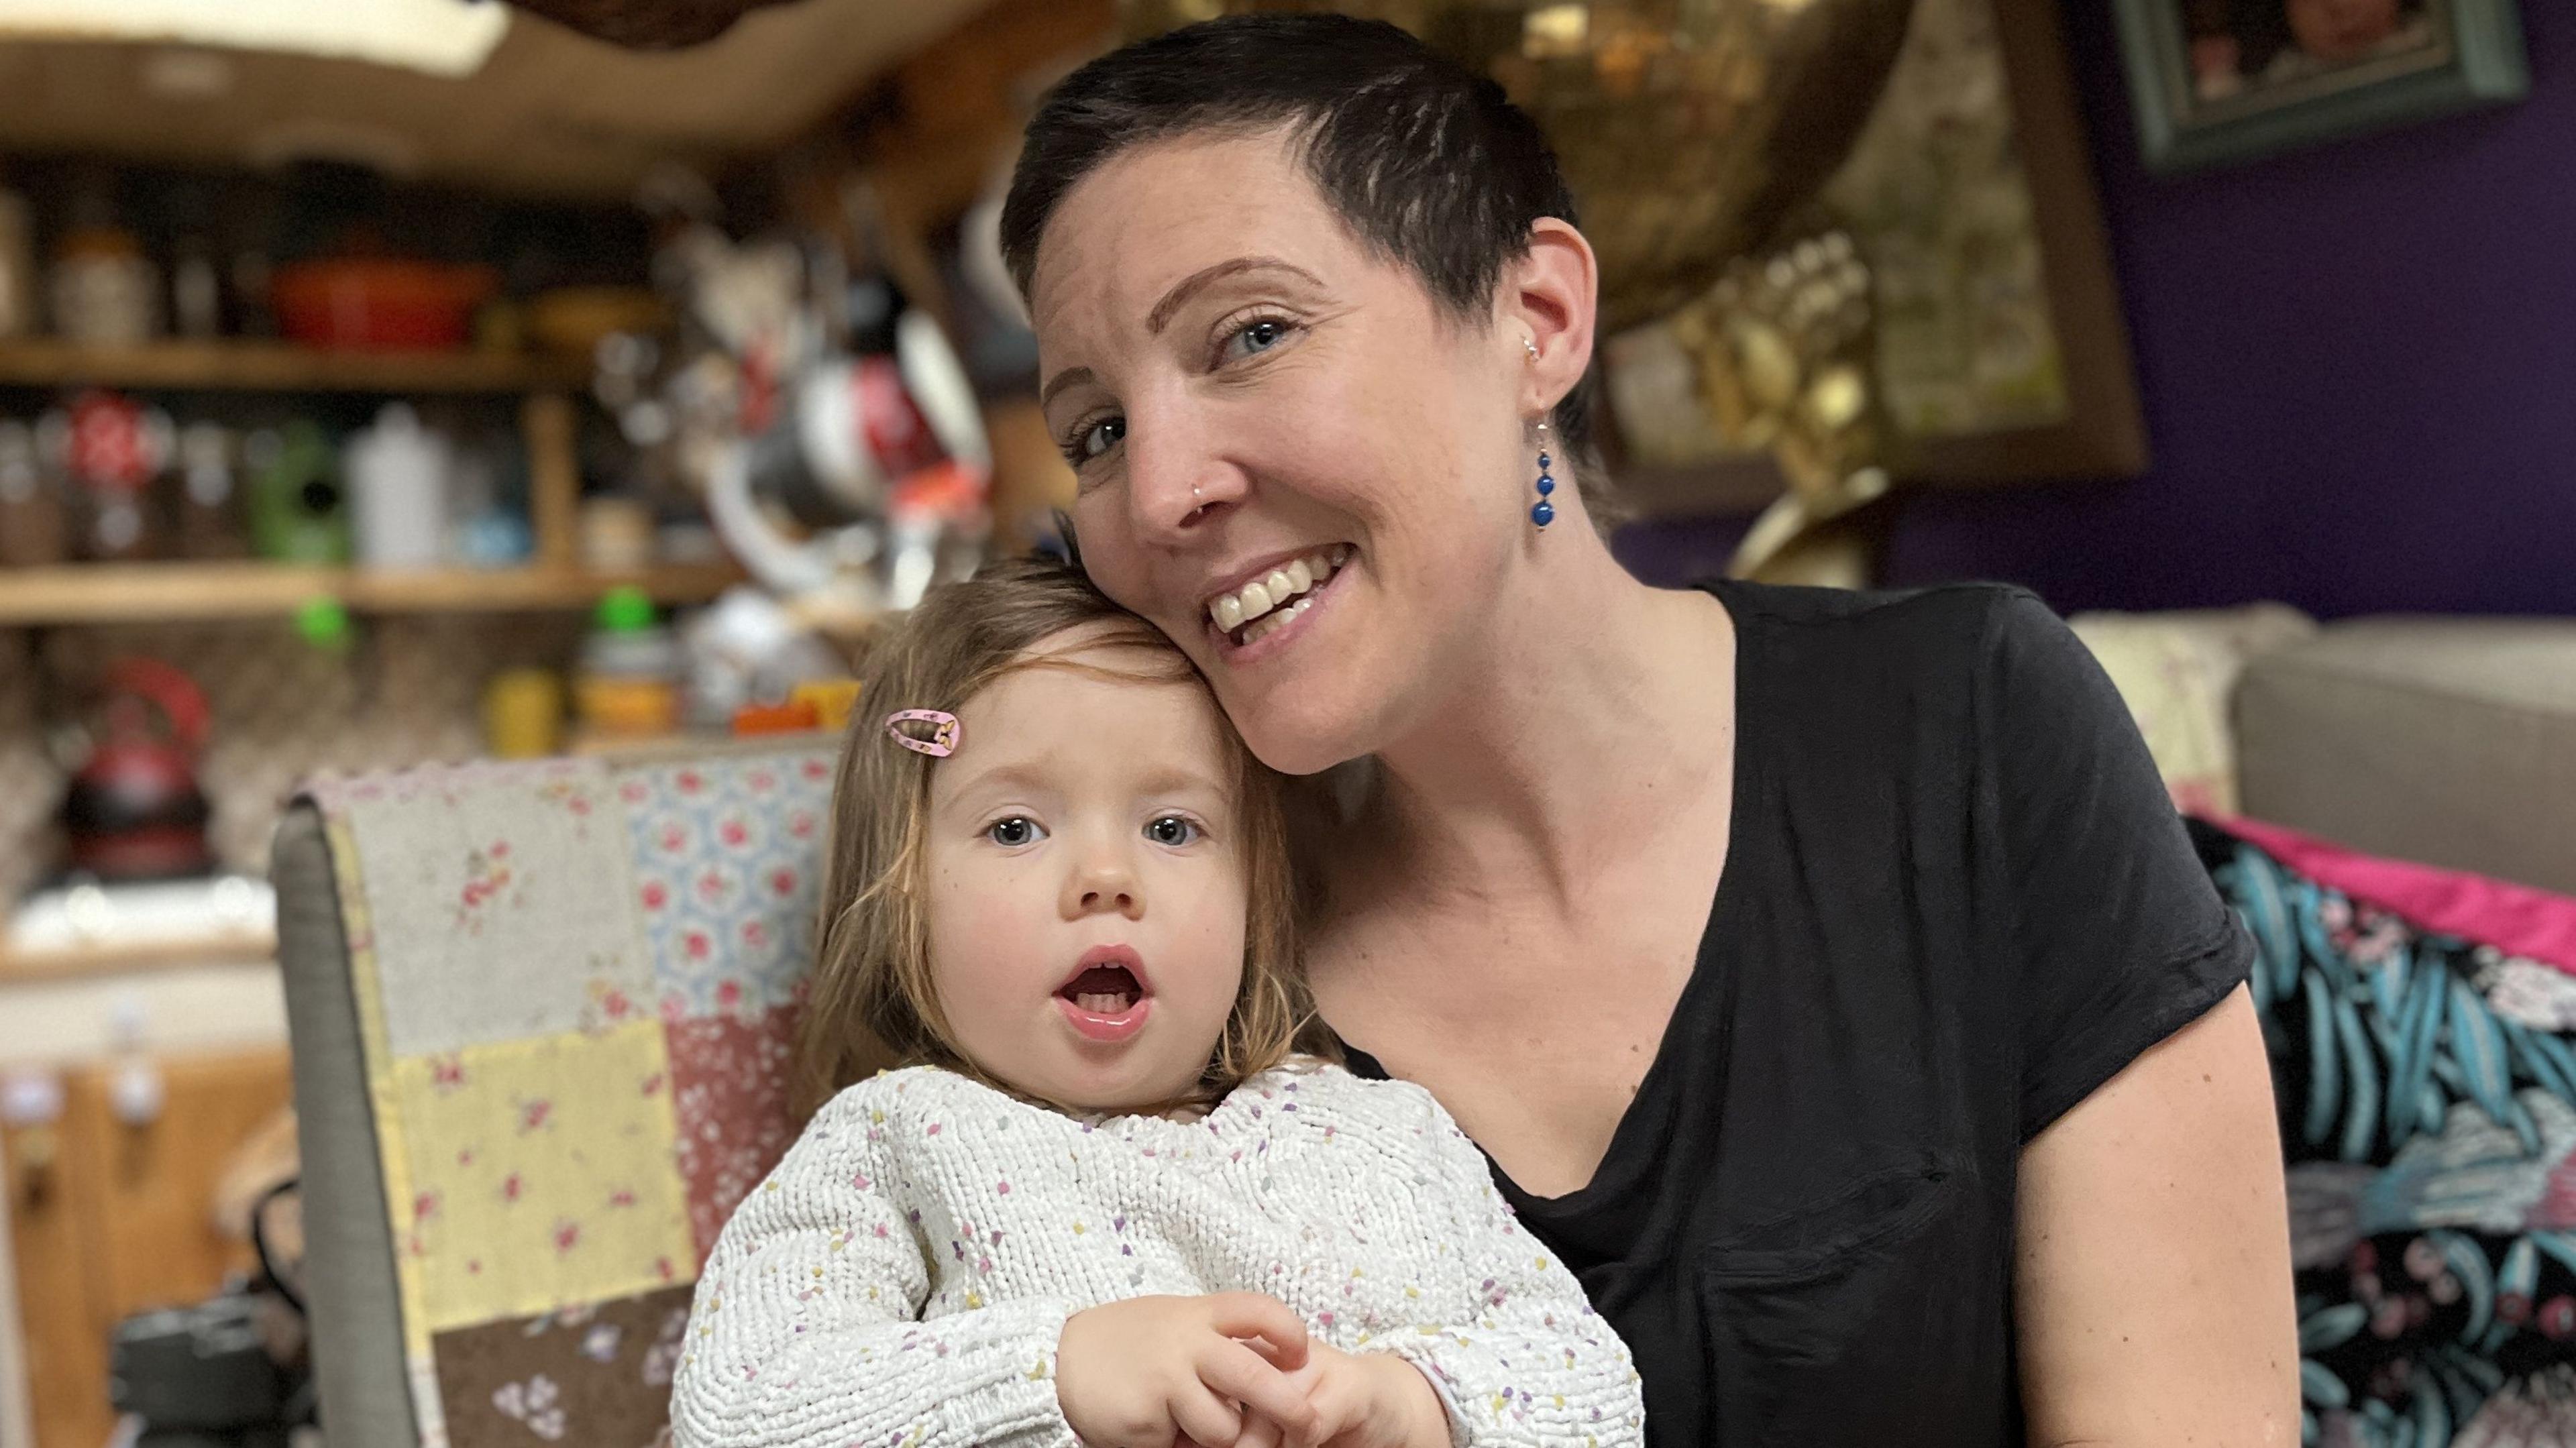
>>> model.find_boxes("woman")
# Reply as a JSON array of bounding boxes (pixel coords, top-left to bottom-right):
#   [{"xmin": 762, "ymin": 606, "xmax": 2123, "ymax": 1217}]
[{"xmin": 995, "ymin": 15, "xmax": 2296, "ymax": 1445}]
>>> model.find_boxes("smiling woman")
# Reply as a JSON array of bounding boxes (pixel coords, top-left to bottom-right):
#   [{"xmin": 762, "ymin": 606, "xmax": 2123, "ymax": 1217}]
[{"xmin": 1000, "ymin": 13, "xmax": 2302, "ymax": 1446}]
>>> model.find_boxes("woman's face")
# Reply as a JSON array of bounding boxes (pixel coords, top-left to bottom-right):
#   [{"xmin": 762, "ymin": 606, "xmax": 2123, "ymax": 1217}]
[{"xmin": 1029, "ymin": 129, "xmax": 1537, "ymax": 776}]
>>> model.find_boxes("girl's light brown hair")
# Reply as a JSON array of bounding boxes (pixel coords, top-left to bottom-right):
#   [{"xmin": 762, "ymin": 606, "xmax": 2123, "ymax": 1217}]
[{"xmin": 793, "ymin": 555, "xmax": 1313, "ymax": 1116}]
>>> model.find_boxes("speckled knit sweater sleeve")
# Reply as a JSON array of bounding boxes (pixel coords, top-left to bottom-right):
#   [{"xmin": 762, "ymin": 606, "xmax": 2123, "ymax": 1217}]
[
  {"xmin": 667, "ymin": 1086, "xmax": 1078, "ymax": 1448},
  {"xmin": 670, "ymin": 1064, "xmax": 1642, "ymax": 1448},
  {"xmin": 1316, "ymin": 1072, "xmax": 1642, "ymax": 1447}
]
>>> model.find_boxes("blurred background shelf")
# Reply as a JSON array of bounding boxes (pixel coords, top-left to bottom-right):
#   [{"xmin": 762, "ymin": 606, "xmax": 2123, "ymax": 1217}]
[
  {"xmin": 0, "ymin": 339, "xmax": 592, "ymax": 394},
  {"xmin": 0, "ymin": 561, "xmax": 746, "ymax": 623}
]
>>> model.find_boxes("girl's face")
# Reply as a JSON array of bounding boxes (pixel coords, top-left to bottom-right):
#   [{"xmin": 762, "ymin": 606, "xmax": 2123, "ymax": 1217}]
[
  {"xmin": 1030, "ymin": 129, "xmax": 1537, "ymax": 777},
  {"xmin": 922, "ymin": 626, "xmax": 1250, "ymax": 1112}
]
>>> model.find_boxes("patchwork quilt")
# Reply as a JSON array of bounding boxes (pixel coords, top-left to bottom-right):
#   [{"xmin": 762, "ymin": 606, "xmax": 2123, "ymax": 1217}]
[{"xmin": 307, "ymin": 744, "xmax": 835, "ymax": 1447}]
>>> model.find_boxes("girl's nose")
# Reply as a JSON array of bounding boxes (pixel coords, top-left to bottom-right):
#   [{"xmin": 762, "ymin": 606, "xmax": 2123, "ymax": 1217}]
[{"xmin": 1062, "ymin": 849, "xmax": 1144, "ymax": 921}]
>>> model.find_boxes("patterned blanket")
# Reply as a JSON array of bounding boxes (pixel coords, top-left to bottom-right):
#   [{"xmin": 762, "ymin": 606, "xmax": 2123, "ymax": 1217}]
[
  {"xmin": 2200, "ymin": 821, "xmax": 2576, "ymax": 1448},
  {"xmin": 307, "ymin": 744, "xmax": 835, "ymax": 1447}
]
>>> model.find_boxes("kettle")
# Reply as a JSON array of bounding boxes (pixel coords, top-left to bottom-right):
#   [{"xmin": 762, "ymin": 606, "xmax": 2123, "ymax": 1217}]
[{"xmin": 58, "ymin": 658, "xmax": 215, "ymax": 881}]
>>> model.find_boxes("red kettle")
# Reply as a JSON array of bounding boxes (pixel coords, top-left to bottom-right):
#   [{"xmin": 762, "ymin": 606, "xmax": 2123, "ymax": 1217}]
[{"xmin": 59, "ymin": 657, "xmax": 215, "ymax": 881}]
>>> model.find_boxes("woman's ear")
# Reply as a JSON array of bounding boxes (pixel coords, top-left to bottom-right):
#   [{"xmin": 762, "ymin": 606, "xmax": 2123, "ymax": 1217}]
[{"xmin": 1501, "ymin": 218, "xmax": 1599, "ymax": 414}]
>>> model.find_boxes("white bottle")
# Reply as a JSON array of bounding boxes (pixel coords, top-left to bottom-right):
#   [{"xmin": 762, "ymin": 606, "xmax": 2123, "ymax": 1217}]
[{"xmin": 346, "ymin": 402, "xmax": 451, "ymax": 571}]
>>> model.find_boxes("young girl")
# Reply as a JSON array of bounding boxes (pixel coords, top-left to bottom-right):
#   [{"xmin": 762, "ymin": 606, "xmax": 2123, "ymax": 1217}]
[{"xmin": 670, "ymin": 558, "xmax": 1641, "ymax": 1448}]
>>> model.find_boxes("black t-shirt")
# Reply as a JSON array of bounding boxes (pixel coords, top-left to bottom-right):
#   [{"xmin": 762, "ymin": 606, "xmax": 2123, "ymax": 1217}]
[{"xmin": 1340, "ymin": 579, "xmax": 2253, "ymax": 1446}]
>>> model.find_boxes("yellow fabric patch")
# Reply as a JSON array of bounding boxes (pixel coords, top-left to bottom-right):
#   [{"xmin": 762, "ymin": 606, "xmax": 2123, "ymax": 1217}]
[{"xmin": 390, "ymin": 1021, "xmax": 695, "ymax": 1332}]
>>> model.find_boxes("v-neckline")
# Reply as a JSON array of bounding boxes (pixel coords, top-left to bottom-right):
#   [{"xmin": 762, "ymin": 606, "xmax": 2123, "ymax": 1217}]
[{"xmin": 1333, "ymin": 579, "xmax": 1759, "ymax": 1209}]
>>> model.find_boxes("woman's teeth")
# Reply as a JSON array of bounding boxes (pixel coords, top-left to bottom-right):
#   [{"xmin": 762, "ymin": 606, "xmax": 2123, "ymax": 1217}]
[
  {"xmin": 1073, "ymin": 991, "xmax": 1133, "ymax": 1015},
  {"xmin": 1209, "ymin": 545, "xmax": 1350, "ymax": 641}
]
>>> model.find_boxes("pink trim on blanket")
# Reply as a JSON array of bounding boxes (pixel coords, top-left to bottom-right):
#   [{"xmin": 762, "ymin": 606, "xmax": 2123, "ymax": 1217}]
[{"xmin": 2211, "ymin": 815, "xmax": 2576, "ymax": 977}]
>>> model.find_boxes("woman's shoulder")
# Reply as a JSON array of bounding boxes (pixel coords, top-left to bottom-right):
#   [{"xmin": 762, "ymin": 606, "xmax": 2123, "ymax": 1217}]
[
  {"xmin": 1708, "ymin": 577, "xmax": 2041, "ymax": 656},
  {"xmin": 1711, "ymin": 577, "xmax": 2080, "ymax": 712}
]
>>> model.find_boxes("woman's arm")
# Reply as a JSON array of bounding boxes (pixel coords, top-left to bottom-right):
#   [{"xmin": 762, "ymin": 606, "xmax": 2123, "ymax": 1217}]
[{"xmin": 2015, "ymin": 985, "xmax": 2299, "ymax": 1447}]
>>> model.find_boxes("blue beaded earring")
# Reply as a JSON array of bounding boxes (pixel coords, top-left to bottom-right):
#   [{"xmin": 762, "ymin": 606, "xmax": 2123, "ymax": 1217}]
[
  {"xmin": 1524, "ymin": 335, "xmax": 1556, "ymax": 531},
  {"xmin": 1532, "ymin": 421, "xmax": 1556, "ymax": 530}
]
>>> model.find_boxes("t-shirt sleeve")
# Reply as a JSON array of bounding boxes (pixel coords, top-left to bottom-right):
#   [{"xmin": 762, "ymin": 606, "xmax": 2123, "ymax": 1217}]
[{"xmin": 1976, "ymin": 589, "xmax": 2255, "ymax": 1143}]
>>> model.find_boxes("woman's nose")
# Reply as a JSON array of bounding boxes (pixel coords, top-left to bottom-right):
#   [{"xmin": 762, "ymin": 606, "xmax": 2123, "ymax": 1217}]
[{"xmin": 1122, "ymin": 402, "xmax": 1240, "ymax": 540}]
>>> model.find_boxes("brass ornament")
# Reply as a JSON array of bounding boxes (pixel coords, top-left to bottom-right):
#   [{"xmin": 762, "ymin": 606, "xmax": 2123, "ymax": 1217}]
[{"xmin": 1121, "ymin": 0, "xmax": 1918, "ymax": 337}]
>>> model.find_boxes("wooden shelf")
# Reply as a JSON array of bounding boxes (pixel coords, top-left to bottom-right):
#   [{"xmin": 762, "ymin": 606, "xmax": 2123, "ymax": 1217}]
[
  {"xmin": 0, "ymin": 561, "xmax": 746, "ymax": 624},
  {"xmin": 0, "ymin": 339, "xmax": 592, "ymax": 394},
  {"xmin": 0, "ymin": 932, "xmax": 277, "ymax": 985}
]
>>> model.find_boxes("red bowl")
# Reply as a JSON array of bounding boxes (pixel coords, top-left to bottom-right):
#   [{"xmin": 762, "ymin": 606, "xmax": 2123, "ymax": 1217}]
[{"xmin": 272, "ymin": 259, "xmax": 500, "ymax": 352}]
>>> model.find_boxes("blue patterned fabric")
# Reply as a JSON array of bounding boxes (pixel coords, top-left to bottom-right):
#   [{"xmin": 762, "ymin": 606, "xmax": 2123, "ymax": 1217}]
[{"xmin": 2196, "ymin": 821, "xmax": 2576, "ymax": 1447}]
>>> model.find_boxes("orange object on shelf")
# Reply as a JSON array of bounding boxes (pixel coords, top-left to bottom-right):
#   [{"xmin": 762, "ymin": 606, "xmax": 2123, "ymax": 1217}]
[
  {"xmin": 574, "ymin": 675, "xmax": 679, "ymax": 738},
  {"xmin": 272, "ymin": 258, "xmax": 498, "ymax": 352},
  {"xmin": 730, "ymin": 700, "xmax": 820, "ymax": 736},
  {"xmin": 527, "ymin": 287, "xmax": 669, "ymax": 356},
  {"xmin": 790, "ymin": 679, "xmax": 861, "ymax": 732}
]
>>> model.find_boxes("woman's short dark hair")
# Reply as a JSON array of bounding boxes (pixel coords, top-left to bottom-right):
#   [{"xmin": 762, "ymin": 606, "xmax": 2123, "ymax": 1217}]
[{"xmin": 1001, "ymin": 13, "xmax": 1602, "ymax": 469}]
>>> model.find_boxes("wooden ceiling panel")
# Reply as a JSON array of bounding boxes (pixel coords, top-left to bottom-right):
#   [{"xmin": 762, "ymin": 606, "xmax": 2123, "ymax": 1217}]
[{"xmin": 0, "ymin": 0, "xmax": 992, "ymax": 197}]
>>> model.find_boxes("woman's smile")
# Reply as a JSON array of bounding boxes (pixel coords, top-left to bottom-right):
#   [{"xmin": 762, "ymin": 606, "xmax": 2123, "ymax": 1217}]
[{"xmin": 1202, "ymin": 543, "xmax": 1354, "ymax": 655}]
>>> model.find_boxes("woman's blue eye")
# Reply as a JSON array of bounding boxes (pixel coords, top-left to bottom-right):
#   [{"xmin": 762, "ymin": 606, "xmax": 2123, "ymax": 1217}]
[
  {"xmin": 1224, "ymin": 319, "xmax": 1290, "ymax": 361},
  {"xmin": 987, "ymin": 817, "xmax": 1045, "ymax": 847},
  {"xmin": 1078, "ymin": 416, "xmax": 1126, "ymax": 461},
  {"xmin": 1146, "ymin": 816, "xmax": 1199, "ymax": 847}
]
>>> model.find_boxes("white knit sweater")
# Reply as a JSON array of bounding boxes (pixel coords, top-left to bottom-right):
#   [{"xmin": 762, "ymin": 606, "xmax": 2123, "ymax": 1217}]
[{"xmin": 669, "ymin": 1062, "xmax": 1643, "ymax": 1448}]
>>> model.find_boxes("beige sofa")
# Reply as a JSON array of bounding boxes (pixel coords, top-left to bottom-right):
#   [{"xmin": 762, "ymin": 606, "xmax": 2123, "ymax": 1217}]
[{"xmin": 2073, "ymin": 610, "xmax": 2576, "ymax": 897}]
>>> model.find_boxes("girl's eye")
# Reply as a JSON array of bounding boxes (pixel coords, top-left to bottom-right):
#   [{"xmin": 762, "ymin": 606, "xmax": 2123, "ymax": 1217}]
[
  {"xmin": 1220, "ymin": 317, "xmax": 1293, "ymax": 363},
  {"xmin": 1145, "ymin": 816, "xmax": 1200, "ymax": 847},
  {"xmin": 987, "ymin": 817, "xmax": 1046, "ymax": 847}
]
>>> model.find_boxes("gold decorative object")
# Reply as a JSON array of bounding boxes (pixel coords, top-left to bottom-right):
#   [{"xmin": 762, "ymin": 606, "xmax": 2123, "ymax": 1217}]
[
  {"xmin": 1682, "ymin": 227, "xmax": 1892, "ymax": 588},
  {"xmin": 1123, "ymin": 0, "xmax": 1918, "ymax": 337}
]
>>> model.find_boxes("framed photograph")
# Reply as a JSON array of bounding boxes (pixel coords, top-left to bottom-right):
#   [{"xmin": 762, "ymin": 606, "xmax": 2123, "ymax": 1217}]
[
  {"xmin": 2112, "ymin": 0, "xmax": 2529, "ymax": 173},
  {"xmin": 1605, "ymin": 0, "xmax": 2145, "ymax": 515}
]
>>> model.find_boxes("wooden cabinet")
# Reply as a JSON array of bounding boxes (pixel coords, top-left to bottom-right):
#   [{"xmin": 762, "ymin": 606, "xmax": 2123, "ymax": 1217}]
[{"xmin": 2, "ymin": 1048, "xmax": 292, "ymax": 1448}]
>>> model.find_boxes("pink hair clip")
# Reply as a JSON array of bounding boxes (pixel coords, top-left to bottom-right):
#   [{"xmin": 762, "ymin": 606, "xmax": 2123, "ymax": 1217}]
[{"xmin": 883, "ymin": 710, "xmax": 962, "ymax": 759}]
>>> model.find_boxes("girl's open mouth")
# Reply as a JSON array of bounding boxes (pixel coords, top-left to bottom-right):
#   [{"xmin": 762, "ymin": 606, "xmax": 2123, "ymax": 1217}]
[{"xmin": 1055, "ymin": 950, "xmax": 1151, "ymax": 1042}]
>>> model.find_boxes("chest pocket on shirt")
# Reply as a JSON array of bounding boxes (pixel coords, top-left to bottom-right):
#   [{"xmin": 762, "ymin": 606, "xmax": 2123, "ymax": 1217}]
[{"xmin": 1697, "ymin": 1156, "xmax": 1998, "ymax": 1445}]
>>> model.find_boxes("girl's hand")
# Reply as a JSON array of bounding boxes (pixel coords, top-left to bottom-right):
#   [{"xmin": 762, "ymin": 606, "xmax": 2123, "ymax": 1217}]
[
  {"xmin": 1283, "ymin": 1342, "xmax": 1450, "ymax": 1448},
  {"xmin": 1056, "ymin": 1292, "xmax": 1316, "ymax": 1448}
]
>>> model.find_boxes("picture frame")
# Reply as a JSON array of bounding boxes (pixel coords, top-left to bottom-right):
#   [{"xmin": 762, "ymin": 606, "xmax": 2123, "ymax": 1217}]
[
  {"xmin": 2111, "ymin": 0, "xmax": 2529, "ymax": 174},
  {"xmin": 1607, "ymin": 0, "xmax": 2145, "ymax": 517}
]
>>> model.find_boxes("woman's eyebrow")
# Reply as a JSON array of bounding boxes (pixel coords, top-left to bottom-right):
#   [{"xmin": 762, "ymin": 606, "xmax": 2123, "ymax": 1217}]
[
  {"xmin": 1145, "ymin": 256, "xmax": 1324, "ymax": 335},
  {"xmin": 1039, "ymin": 257, "xmax": 1324, "ymax": 408},
  {"xmin": 1039, "ymin": 366, "xmax": 1095, "ymax": 412}
]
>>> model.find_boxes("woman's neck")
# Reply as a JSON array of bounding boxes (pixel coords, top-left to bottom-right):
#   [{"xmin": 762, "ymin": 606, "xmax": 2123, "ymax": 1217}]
[{"xmin": 1355, "ymin": 522, "xmax": 1736, "ymax": 909}]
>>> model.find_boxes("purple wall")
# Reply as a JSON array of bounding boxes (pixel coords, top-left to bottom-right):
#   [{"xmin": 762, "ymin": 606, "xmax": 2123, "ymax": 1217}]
[{"xmin": 1616, "ymin": 2, "xmax": 2575, "ymax": 618}]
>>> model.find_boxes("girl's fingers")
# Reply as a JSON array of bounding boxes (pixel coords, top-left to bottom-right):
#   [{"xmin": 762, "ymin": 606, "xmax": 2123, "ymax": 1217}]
[
  {"xmin": 1197, "ymin": 1338, "xmax": 1316, "ymax": 1440},
  {"xmin": 1171, "ymin": 1383, "xmax": 1246, "ymax": 1448},
  {"xmin": 1203, "ymin": 1291, "xmax": 1310, "ymax": 1369},
  {"xmin": 1234, "ymin": 1410, "xmax": 1285, "ymax": 1448},
  {"xmin": 1295, "ymin": 1360, "xmax": 1363, "ymax": 1448}
]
